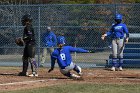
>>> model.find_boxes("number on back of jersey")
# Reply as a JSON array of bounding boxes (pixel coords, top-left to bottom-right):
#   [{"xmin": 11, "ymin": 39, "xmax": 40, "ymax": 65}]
[{"xmin": 60, "ymin": 53, "xmax": 66, "ymax": 60}]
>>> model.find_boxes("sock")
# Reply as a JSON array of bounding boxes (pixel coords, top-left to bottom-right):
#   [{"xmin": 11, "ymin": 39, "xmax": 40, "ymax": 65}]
[
  {"xmin": 112, "ymin": 58, "xmax": 118, "ymax": 67},
  {"xmin": 73, "ymin": 65, "xmax": 81, "ymax": 73},
  {"xmin": 119, "ymin": 58, "xmax": 123, "ymax": 67}
]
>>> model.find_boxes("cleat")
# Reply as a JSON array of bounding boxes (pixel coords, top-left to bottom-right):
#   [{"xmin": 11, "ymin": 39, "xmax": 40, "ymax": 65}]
[
  {"xmin": 28, "ymin": 73, "xmax": 38, "ymax": 77},
  {"xmin": 28, "ymin": 74, "xmax": 34, "ymax": 77},
  {"xmin": 110, "ymin": 67, "xmax": 115, "ymax": 71},
  {"xmin": 71, "ymin": 74, "xmax": 81, "ymax": 79},
  {"xmin": 18, "ymin": 72, "xmax": 28, "ymax": 76},
  {"xmin": 118, "ymin": 67, "xmax": 123, "ymax": 71},
  {"xmin": 34, "ymin": 74, "xmax": 38, "ymax": 77},
  {"xmin": 28, "ymin": 72, "xmax": 38, "ymax": 77}
]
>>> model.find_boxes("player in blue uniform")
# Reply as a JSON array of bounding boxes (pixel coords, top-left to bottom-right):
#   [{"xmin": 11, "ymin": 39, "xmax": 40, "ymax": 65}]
[
  {"xmin": 48, "ymin": 36, "xmax": 90, "ymax": 79},
  {"xmin": 101, "ymin": 14, "xmax": 129, "ymax": 71},
  {"xmin": 40, "ymin": 27, "xmax": 57, "ymax": 67}
]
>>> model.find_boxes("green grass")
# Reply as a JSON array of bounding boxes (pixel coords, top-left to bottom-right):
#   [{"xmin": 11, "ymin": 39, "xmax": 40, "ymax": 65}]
[{"xmin": 1, "ymin": 83, "xmax": 140, "ymax": 93}]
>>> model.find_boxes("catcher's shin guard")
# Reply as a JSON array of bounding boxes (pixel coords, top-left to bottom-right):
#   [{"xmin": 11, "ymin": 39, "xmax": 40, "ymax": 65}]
[{"xmin": 29, "ymin": 58, "xmax": 38, "ymax": 74}]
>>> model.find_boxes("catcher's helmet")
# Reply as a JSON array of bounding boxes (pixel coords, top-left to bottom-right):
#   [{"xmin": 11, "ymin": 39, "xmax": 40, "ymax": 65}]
[
  {"xmin": 115, "ymin": 14, "xmax": 122, "ymax": 20},
  {"xmin": 21, "ymin": 14, "xmax": 32, "ymax": 26}
]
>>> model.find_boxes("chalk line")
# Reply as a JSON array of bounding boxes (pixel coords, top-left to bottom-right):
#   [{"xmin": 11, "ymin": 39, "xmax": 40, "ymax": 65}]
[{"xmin": 0, "ymin": 80, "xmax": 45, "ymax": 86}]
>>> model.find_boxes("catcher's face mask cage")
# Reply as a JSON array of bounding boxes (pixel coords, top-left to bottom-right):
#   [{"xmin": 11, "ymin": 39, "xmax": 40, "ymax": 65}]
[{"xmin": 21, "ymin": 14, "xmax": 32, "ymax": 26}]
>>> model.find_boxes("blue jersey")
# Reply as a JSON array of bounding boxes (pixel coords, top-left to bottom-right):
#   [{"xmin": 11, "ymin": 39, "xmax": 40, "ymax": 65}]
[
  {"xmin": 51, "ymin": 46, "xmax": 89, "ymax": 69},
  {"xmin": 106, "ymin": 23, "xmax": 129, "ymax": 39},
  {"xmin": 43, "ymin": 31, "xmax": 57, "ymax": 47}
]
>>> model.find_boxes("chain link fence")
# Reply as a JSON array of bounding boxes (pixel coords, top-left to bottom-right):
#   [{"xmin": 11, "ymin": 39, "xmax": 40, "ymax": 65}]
[{"xmin": 0, "ymin": 4, "xmax": 140, "ymax": 67}]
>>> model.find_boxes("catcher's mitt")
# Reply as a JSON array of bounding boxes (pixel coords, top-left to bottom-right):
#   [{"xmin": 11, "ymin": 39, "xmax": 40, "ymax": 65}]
[{"xmin": 15, "ymin": 37, "xmax": 25, "ymax": 46}]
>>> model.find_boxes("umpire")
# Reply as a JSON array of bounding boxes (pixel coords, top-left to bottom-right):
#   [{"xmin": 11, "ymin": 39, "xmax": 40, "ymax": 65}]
[
  {"xmin": 101, "ymin": 14, "xmax": 129, "ymax": 71},
  {"xmin": 18, "ymin": 14, "xmax": 38, "ymax": 77}
]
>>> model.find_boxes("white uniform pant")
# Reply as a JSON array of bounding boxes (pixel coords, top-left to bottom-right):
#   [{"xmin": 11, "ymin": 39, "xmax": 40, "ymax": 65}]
[
  {"xmin": 112, "ymin": 38, "xmax": 124, "ymax": 58},
  {"xmin": 60, "ymin": 62, "xmax": 75, "ymax": 75}
]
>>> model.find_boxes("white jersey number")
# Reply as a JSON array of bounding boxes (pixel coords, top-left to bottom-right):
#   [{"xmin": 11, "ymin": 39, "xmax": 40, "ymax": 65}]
[{"xmin": 60, "ymin": 53, "xmax": 66, "ymax": 60}]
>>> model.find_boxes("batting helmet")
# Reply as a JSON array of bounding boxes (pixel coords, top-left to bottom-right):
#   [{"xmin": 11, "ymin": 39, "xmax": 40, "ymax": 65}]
[
  {"xmin": 115, "ymin": 14, "xmax": 122, "ymax": 20},
  {"xmin": 57, "ymin": 36, "xmax": 65, "ymax": 45},
  {"xmin": 21, "ymin": 14, "xmax": 32, "ymax": 26}
]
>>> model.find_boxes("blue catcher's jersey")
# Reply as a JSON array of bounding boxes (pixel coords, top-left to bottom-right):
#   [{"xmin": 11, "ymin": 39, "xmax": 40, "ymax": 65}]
[
  {"xmin": 106, "ymin": 23, "xmax": 129, "ymax": 38},
  {"xmin": 51, "ymin": 46, "xmax": 89, "ymax": 69}
]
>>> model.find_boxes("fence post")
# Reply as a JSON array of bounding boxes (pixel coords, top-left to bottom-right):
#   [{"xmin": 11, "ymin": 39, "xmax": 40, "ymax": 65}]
[{"xmin": 37, "ymin": 6, "xmax": 41, "ymax": 67}]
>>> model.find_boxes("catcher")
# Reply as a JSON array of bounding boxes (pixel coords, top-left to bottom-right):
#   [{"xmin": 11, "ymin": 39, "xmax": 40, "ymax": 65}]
[{"xmin": 16, "ymin": 14, "xmax": 38, "ymax": 77}]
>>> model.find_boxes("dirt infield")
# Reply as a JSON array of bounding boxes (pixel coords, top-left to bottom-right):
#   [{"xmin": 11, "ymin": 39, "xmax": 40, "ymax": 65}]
[{"xmin": 0, "ymin": 67, "xmax": 140, "ymax": 91}]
